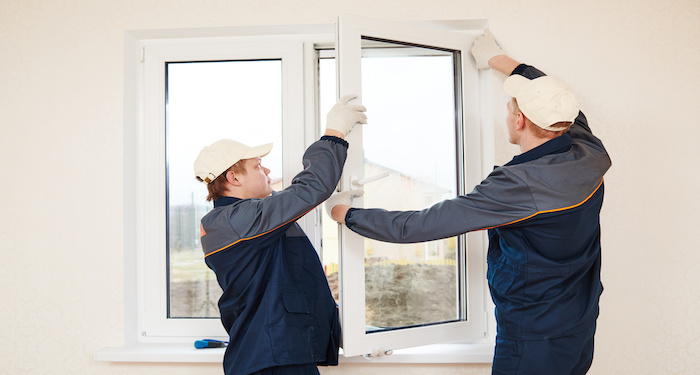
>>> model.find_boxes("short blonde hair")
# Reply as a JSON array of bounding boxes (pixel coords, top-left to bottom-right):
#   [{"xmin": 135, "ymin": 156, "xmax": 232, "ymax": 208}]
[{"xmin": 511, "ymin": 98, "xmax": 571, "ymax": 138}]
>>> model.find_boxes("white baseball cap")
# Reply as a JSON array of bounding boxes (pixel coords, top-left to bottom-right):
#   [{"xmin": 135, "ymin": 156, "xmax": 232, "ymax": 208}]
[
  {"xmin": 503, "ymin": 75, "xmax": 579, "ymax": 131},
  {"xmin": 193, "ymin": 139, "xmax": 272, "ymax": 184}
]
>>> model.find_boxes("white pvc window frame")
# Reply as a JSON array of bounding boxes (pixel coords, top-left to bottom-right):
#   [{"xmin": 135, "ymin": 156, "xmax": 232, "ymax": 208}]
[
  {"xmin": 137, "ymin": 38, "xmax": 307, "ymax": 341},
  {"xmin": 336, "ymin": 14, "xmax": 488, "ymax": 357},
  {"xmin": 116, "ymin": 19, "xmax": 495, "ymax": 361}
]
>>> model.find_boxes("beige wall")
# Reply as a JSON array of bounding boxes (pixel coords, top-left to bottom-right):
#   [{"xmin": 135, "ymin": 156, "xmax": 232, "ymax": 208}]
[{"xmin": 1, "ymin": 0, "xmax": 699, "ymax": 374}]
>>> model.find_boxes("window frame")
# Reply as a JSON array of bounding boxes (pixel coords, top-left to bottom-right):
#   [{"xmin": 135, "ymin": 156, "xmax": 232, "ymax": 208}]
[
  {"xmin": 336, "ymin": 14, "xmax": 489, "ymax": 357},
  {"xmin": 136, "ymin": 37, "xmax": 310, "ymax": 341},
  {"xmin": 118, "ymin": 20, "xmax": 496, "ymax": 360}
]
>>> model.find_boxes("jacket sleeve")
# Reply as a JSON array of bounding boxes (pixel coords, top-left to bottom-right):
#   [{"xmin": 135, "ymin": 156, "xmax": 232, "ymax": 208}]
[
  {"xmin": 226, "ymin": 136, "xmax": 348, "ymax": 240},
  {"xmin": 345, "ymin": 167, "xmax": 538, "ymax": 243}
]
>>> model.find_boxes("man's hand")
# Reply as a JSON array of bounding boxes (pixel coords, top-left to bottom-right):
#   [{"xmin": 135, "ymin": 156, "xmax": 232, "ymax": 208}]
[
  {"xmin": 324, "ymin": 189, "xmax": 364, "ymax": 224},
  {"xmin": 470, "ymin": 29, "xmax": 505, "ymax": 70},
  {"xmin": 326, "ymin": 94, "xmax": 367, "ymax": 137}
]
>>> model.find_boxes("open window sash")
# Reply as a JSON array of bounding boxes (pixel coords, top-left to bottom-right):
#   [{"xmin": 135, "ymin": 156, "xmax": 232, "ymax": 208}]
[{"xmin": 336, "ymin": 14, "xmax": 487, "ymax": 357}]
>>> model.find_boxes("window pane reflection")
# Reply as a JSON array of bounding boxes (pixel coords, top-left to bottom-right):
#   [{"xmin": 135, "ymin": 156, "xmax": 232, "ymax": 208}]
[
  {"xmin": 320, "ymin": 39, "xmax": 463, "ymax": 332},
  {"xmin": 166, "ymin": 60, "xmax": 283, "ymax": 318}
]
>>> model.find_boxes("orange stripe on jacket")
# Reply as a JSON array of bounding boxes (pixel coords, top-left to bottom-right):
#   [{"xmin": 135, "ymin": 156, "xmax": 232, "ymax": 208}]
[
  {"xmin": 204, "ymin": 207, "xmax": 315, "ymax": 258},
  {"xmin": 479, "ymin": 178, "xmax": 604, "ymax": 231}
]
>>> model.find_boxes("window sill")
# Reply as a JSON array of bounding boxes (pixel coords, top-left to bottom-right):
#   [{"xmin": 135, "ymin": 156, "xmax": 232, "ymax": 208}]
[{"xmin": 94, "ymin": 341, "xmax": 494, "ymax": 364}]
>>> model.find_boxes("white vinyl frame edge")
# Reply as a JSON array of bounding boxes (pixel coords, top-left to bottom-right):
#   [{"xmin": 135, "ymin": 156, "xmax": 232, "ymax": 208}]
[
  {"xmin": 94, "ymin": 342, "xmax": 494, "ymax": 363},
  {"xmin": 139, "ymin": 39, "xmax": 310, "ymax": 341},
  {"xmin": 336, "ymin": 14, "xmax": 492, "ymax": 357},
  {"xmin": 105, "ymin": 19, "xmax": 496, "ymax": 364}
]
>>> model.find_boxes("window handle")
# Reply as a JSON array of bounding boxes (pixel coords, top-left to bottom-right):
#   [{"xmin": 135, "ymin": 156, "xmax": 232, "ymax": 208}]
[
  {"xmin": 351, "ymin": 171, "xmax": 389, "ymax": 187},
  {"xmin": 363, "ymin": 348, "xmax": 393, "ymax": 359}
]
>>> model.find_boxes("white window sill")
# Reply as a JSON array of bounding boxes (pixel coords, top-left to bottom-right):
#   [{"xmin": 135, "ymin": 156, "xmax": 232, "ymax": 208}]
[{"xmin": 94, "ymin": 341, "xmax": 494, "ymax": 364}]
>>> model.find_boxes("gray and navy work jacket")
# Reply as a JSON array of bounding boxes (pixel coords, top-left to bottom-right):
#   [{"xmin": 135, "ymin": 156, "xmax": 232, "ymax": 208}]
[
  {"xmin": 200, "ymin": 136, "xmax": 346, "ymax": 375},
  {"xmin": 345, "ymin": 65, "xmax": 612, "ymax": 341}
]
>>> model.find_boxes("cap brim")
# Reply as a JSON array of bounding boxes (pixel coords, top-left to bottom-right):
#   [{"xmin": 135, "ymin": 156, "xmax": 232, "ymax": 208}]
[
  {"xmin": 242, "ymin": 142, "xmax": 273, "ymax": 160},
  {"xmin": 503, "ymin": 74, "xmax": 530, "ymax": 97}
]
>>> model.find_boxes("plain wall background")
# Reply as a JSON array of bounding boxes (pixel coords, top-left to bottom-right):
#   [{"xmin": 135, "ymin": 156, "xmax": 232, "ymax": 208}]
[{"xmin": 1, "ymin": 1, "xmax": 698, "ymax": 374}]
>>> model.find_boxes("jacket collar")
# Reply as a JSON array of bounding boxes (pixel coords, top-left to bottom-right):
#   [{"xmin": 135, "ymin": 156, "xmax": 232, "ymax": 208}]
[
  {"xmin": 504, "ymin": 133, "xmax": 572, "ymax": 166},
  {"xmin": 213, "ymin": 196, "xmax": 242, "ymax": 208}
]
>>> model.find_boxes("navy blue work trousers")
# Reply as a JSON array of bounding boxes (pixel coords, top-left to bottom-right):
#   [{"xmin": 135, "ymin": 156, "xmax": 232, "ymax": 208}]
[
  {"xmin": 492, "ymin": 329, "xmax": 595, "ymax": 375},
  {"xmin": 249, "ymin": 363, "xmax": 320, "ymax": 375}
]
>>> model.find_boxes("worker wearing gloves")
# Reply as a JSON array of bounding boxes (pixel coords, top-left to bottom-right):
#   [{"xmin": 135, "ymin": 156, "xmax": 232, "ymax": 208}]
[
  {"xmin": 327, "ymin": 30, "xmax": 611, "ymax": 375},
  {"xmin": 195, "ymin": 95, "xmax": 366, "ymax": 375}
]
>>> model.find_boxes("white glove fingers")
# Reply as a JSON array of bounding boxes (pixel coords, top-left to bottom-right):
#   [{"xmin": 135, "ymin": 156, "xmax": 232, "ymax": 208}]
[
  {"xmin": 343, "ymin": 111, "xmax": 366, "ymax": 125},
  {"xmin": 338, "ymin": 94, "xmax": 359, "ymax": 104},
  {"xmin": 353, "ymin": 111, "xmax": 368, "ymax": 121},
  {"xmin": 350, "ymin": 189, "xmax": 364, "ymax": 198},
  {"xmin": 346, "ymin": 105, "xmax": 367, "ymax": 123},
  {"xmin": 346, "ymin": 104, "xmax": 367, "ymax": 112},
  {"xmin": 470, "ymin": 28, "xmax": 504, "ymax": 70},
  {"xmin": 326, "ymin": 93, "xmax": 367, "ymax": 136},
  {"xmin": 324, "ymin": 189, "xmax": 364, "ymax": 219}
]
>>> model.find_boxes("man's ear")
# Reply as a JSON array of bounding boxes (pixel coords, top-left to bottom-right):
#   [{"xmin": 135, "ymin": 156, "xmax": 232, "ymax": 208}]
[
  {"xmin": 515, "ymin": 112, "xmax": 527, "ymax": 131},
  {"xmin": 225, "ymin": 170, "xmax": 241, "ymax": 186}
]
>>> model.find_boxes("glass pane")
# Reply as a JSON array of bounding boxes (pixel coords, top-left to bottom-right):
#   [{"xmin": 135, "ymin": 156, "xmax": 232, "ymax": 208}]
[
  {"xmin": 361, "ymin": 39, "xmax": 461, "ymax": 331},
  {"xmin": 320, "ymin": 39, "xmax": 462, "ymax": 332},
  {"xmin": 166, "ymin": 60, "xmax": 283, "ymax": 318}
]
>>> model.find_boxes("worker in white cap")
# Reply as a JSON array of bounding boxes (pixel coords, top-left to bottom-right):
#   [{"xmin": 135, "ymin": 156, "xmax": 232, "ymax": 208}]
[
  {"xmin": 327, "ymin": 30, "xmax": 611, "ymax": 374},
  {"xmin": 194, "ymin": 95, "xmax": 366, "ymax": 375}
]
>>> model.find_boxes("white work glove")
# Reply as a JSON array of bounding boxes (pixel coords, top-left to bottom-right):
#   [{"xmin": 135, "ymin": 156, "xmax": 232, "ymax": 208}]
[
  {"xmin": 326, "ymin": 94, "xmax": 367, "ymax": 137},
  {"xmin": 324, "ymin": 189, "xmax": 364, "ymax": 220},
  {"xmin": 470, "ymin": 29, "xmax": 504, "ymax": 70}
]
